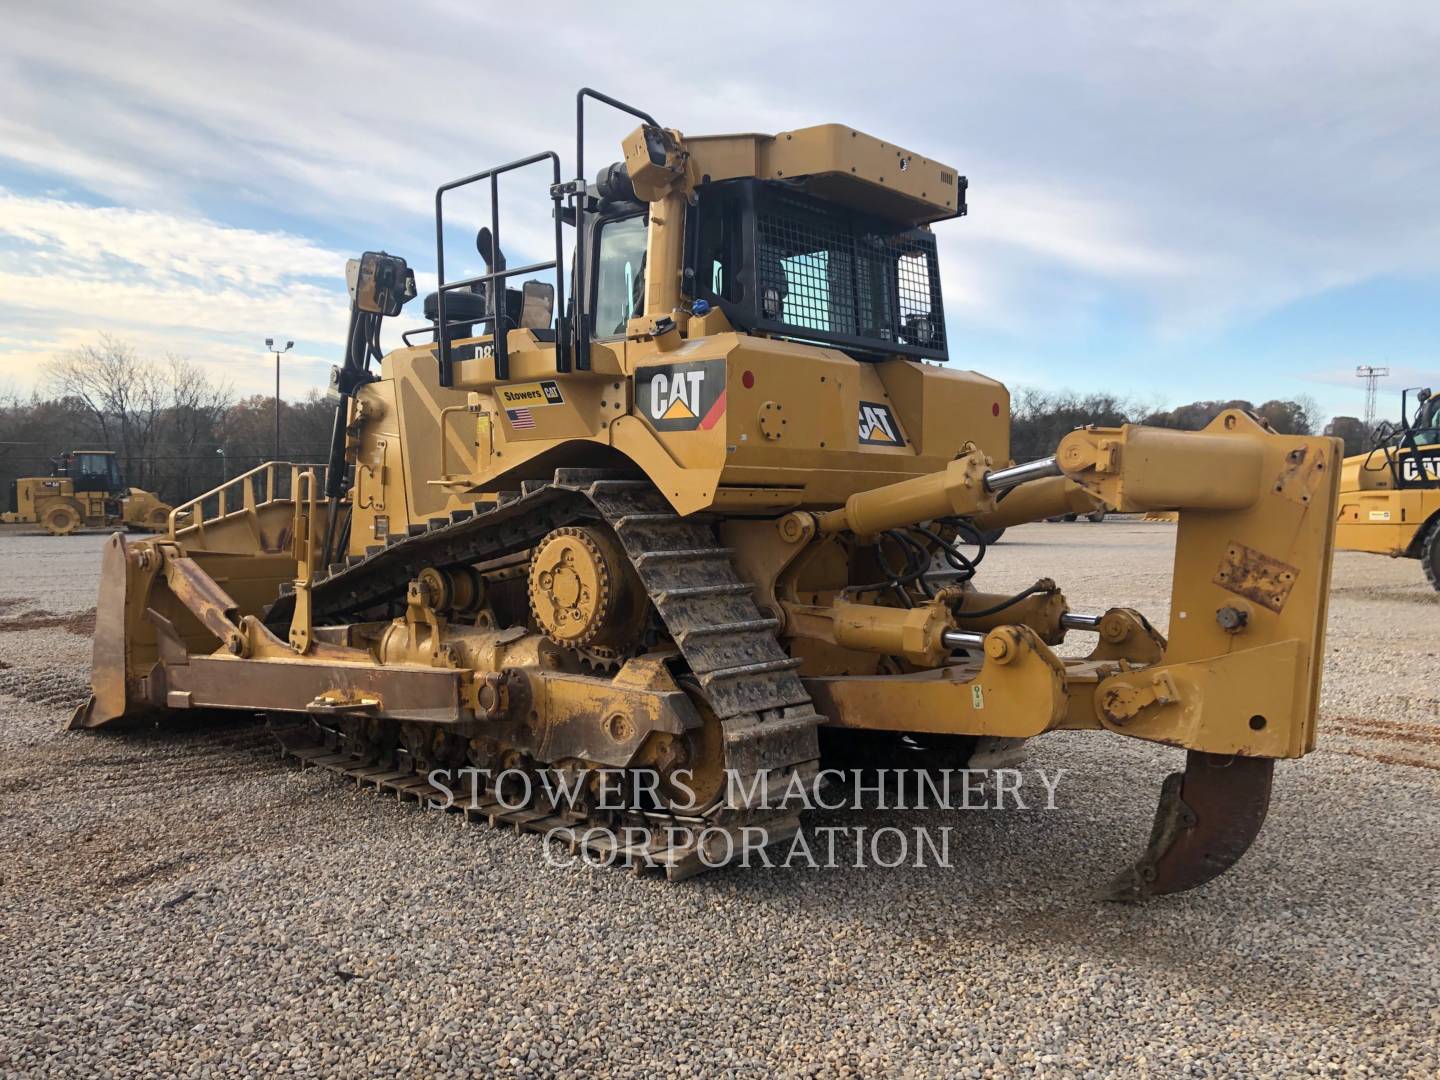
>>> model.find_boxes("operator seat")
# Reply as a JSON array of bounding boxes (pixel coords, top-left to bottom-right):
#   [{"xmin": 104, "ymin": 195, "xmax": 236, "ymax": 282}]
[
  {"xmin": 422, "ymin": 286, "xmax": 525, "ymax": 329},
  {"xmin": 423, "ymin": 288, "xmax": 492, "ymax": 325}
]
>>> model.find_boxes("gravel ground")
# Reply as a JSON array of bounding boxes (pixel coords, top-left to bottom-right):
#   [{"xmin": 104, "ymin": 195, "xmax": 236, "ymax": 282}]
[{"xmin": 1, "ymin": 521, "xmax": 1436, "ymax": 1077}]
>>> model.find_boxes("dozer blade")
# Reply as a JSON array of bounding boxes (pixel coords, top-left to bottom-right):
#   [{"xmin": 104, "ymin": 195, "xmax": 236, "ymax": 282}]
[
  {"xmin": 70, "ymin": 532, "xmax": 134, "ymax": 730},
  {"xmin": 1106, "ymin": 751, "xmax": 1274, "ymax": 902}
]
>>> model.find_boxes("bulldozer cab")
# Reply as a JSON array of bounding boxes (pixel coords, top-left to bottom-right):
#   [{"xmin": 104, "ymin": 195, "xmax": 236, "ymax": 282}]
[
  {"xmin": 576, "ymin": 182, "xmax": 949, "ymax": 365},
  {"xmin": 57, "ymin": 450, "xmax": 125, "ymax": 496},
  {"xmin": 422, "ymin": 91, "xmax": 964, "ymax": 388}
]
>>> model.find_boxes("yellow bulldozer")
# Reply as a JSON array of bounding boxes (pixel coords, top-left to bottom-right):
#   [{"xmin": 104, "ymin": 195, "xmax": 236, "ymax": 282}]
[
  {"xmin": 71, "ymin": 90, "xmax": 1342, "ymax": 899},
  {"xmin": 1334, "ymin": 387, "xmax": 1440, "ymax": 587},
  {"xmin": 3, "ymin": 449, "xmax": 171, "ymax": 536}
]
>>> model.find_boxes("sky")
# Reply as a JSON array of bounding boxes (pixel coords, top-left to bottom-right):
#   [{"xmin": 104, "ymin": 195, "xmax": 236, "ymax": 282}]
[{"xmin": 1, "ymin": 0, "xmax": 1438, "ymax": 424}]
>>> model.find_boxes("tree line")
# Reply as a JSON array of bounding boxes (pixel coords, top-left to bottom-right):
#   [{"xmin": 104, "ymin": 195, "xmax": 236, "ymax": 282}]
[
  {"xmin": 1, "ymin": 336, "xmax": 337, "ymax": 507},
  {"xmin": 1010, "ymin": 389, "xmax": 1375, "ymax": 461}
]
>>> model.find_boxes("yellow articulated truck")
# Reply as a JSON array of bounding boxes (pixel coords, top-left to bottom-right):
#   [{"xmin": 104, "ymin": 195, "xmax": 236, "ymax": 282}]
[
  {"xmin": 1335, "ymin": 388, "xmax": 1440, "ymax": 588},
  {"xmin": 71, "ymin": 90, "xmax": 1341, "ymax": 899},
  {"xmin": 3, "ymin": 449, "xmax": 171, "ymax": 536}
]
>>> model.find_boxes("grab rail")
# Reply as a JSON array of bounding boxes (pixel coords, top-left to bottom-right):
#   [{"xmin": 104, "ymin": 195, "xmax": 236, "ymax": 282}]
[{"xmin": 168, "ymin": 461, "xmax": 329, "ymax": 543}]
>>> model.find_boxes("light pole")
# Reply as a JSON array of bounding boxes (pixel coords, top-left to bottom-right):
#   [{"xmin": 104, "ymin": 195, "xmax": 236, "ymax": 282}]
[
  {"xmin": 266, "ymin": 338, "xmax": 294, "ymax": 462},
  {"xmin": 216, "ymin": 446, "xmax": 227, "ymax": 481}
]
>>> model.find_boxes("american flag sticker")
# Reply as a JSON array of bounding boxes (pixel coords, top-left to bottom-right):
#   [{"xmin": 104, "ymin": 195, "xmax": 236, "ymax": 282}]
[{"xmin": 507, "ymin": 407, "xmax": 536, "ymax": 429}]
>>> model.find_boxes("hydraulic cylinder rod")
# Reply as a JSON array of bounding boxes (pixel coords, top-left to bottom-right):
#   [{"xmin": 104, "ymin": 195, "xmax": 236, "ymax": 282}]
[
  {"xmin": 984, "ymin": 456, "xmax": 1061, "ymax": 492},
  {"xmin": 942, "ymin": 612, "xmax": 1103, "ymax": 654},
  {"xmin": 941, "ymin": 629, "xmax": 987, "ymax": 650}
]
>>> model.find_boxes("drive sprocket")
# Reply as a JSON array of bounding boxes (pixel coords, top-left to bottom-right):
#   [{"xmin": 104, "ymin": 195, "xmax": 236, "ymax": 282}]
[{"xmin": 528, "ymin": 525, "xmax": 646, "ymax": 652}]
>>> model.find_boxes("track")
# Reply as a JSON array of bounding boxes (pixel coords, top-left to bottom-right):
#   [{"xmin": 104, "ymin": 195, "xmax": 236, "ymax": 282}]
[
  {"xmin": 278, "ymin": 722, "xmax": 802, "ymax": 880},
  {"xmin": 269, "ymin": 470, "xmax": 822, "ymax": 878}
]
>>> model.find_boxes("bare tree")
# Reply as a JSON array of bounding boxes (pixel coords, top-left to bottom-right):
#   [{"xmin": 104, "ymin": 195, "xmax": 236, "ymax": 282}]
[
  {"xmin": 1010, "ymin": 389, "xmax": 1136, "ymax": 461},
  {"xmin": 43, "ymin": 334, "xmax": 166, "ymax": 488},
  {"xmin": 154, "ymin": 355, "xmax": 234, "ymax": 500}
]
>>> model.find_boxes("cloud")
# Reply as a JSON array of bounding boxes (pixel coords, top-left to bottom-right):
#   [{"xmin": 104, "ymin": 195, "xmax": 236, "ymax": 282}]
[{"xmin": 0, "ymin": 189, "xmax": 353, "ymax": 396}]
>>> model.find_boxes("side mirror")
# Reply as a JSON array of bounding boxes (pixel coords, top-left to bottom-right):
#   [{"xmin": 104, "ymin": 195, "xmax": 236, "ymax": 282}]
[
  {"xmin": 622, "ymin": 124, "xmax": 687, "ymax": 201},
  {"xmin": 519, "ymin": 281, "xmax": 555, "ymax": 330},
  {"xmin": 347, "ymin": 251, "xmax": 416, "ymax": 316}
]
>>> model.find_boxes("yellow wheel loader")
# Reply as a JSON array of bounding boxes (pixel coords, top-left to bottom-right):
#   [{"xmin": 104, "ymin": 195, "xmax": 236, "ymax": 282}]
[
  {"xmin": 3, "ymin": 450, "xmax": 171, "ymax": 536},
  {"xmin": 1335, "ymin": 388, "xmax": 1440, "ymax": 587},
  {"xmin": 72, "ymin": 90, "xmax": 1342, "ymax": 898}
]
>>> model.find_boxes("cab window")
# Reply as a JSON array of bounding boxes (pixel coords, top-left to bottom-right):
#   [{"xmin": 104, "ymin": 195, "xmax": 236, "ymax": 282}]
[
  {"xmin": 694, "ymin": 196, "xmax": 741, "ymax": 303},
  {"xmin": 592, "ymin": 214, "xmax": 647, "ymax": 337}
]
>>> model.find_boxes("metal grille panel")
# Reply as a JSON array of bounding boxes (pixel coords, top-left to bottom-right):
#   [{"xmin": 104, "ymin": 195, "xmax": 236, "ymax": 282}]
[{"xmin": 755, "ymin": 190, "xmax": 946, "ymax": 354}]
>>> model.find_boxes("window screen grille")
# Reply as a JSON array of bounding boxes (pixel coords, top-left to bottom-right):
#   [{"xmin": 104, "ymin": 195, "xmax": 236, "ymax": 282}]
[{"xmin": 754, "ymin": 189, "xmax": 945, "ymax": 354}]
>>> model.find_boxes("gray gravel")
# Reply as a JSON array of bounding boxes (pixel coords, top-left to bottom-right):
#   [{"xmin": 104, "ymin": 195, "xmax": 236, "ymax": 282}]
[{"xmin": 1, "ymin": 521, "xmax": 1437, "ymax": 1077}]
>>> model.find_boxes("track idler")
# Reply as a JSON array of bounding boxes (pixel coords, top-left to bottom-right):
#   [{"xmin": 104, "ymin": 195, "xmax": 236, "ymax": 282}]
[{"xmin": 1106, "ymin": 751, "xmax": 1274, "ymax": 902}]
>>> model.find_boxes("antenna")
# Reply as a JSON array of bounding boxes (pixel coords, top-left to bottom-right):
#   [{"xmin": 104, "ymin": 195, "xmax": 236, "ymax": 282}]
[{"xmin": 1356, "ymin": 365, "xmax": 1389, "ymax": 428}]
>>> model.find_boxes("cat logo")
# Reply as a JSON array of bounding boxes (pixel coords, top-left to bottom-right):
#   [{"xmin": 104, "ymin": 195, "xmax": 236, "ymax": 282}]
[
  {"xmin": 858, "ymin": 401, "xmax": 905, "ymax": 446},
  {"xmin": 1400, "ymin": 453, "xmax": 1440, "ymax": 485},
  {"xmin": 655, "ymin": 372, "xmax": 702, "ymax": 420},
  {"xmin": 636, "ymin": 360, "xmax": 727, "ymax": 432}
]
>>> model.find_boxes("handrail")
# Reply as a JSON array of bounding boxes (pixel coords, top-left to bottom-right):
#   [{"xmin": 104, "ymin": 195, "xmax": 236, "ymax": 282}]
[
  {"xmin": 289, "ymin": 467, "xmax": 321, "ymax": 652},
  {"xmin": 435, "ymin": 151, "xmax": 568, "ymax": 386},
  {"xmin": 431, "ymin": 90, "xmax": 659, "ymax": 386},
  {"xmin": 168, "ymin": 461, "xmax": 329, "ymax": 541},
  {"xmin": 403, "ymin": 320, "xmax": 477, "ymax": 347},
  {"xmin": 436, "ymin": 401, "xmax": 482, "ymax": 481}
]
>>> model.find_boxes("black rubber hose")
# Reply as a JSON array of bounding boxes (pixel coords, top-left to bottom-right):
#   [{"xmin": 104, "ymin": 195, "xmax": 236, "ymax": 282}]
[
  {"xmin": 911, "ymin": 524, "xmax": 979, "ymax": 582},
  {"xmin": 850, "ymin": 530, "xmax": 931, "ymax": 596}
]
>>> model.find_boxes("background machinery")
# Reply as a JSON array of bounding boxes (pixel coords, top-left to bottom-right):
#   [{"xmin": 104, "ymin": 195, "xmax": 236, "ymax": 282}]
[
  {"xmin": 1335, "ymin": 387, "xmax": 1440, "ymax": 588},
  {"xmin": 72, "ymin": 91, "xmax": 1342, "ymax": 899},
  {"xmin": 3, "ymin": 449, "xmax": 171, "ymax": 536}
]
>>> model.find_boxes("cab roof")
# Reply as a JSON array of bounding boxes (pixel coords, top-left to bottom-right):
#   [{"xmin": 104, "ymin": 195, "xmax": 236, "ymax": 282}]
[{"xmin": 685, "ymin": 124, "xmax": 965, "ymax": 227}]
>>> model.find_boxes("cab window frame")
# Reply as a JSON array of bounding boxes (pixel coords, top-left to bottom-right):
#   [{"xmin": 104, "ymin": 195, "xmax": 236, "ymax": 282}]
[
  {"xmin": 683, "ymin": 178, "xmax": 950, "ymax": 363},
  {"xmin": 587, "ymin": 209, "xmax": 648, "ymax": 341}
]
